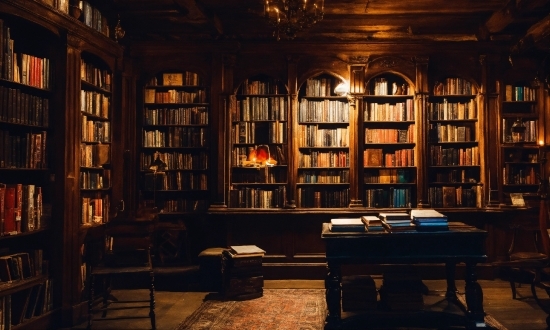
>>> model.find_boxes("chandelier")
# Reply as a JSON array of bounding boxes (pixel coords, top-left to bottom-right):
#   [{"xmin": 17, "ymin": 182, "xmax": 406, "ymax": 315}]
[{"xmin": 264, "ymin": 0, "xmax": 324, "ymax": 41}]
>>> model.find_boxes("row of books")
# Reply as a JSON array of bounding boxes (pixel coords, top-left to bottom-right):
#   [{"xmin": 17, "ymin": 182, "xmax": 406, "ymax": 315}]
[
  {"xmin": 428, "ymin": 98, "xmax": 476, "ymax": 120},
  {"xmin": 232, "ymin": 168, "xmax": 287, "ymax": 184},
  {"xmin": 365, "ymin": 126, "xmax": 415, "ymax": 144},
  {"xmin": 433, "ymin": 78, "xmax": 473, "ymax": 96},
  {"xmin": 81, "ymin": 193, "xmax": 109, "ymax": 226},
  {"xmin": 298, "ymin": 126, "xmax": 349, "ymax": 148},
  {"xmin": 304, "ymin": 77, "xmax": 340, "ymax": 97},
  {"xmin": 160, "ymin": 198, "xmax": 208, "ymax": 213},
  {"xmin": 503, "ymin": 165, "xmax": 538, "ymax": 185},
  {"xmin": 0, "ymin": 130, "xmax": 47, "ymax": 169},
  {"xmin": 298, "ymin": 99, "xmax": 349, "ymax": 123},
  {"xmin": 430, "ymin": 123, "xmax": 474, "ymax": 143},
  {"xmin": 298, "ymin": 150, "xmax": 349, "ymax": 168},
  {"xmin": 504, "ymin": 85, "xmax": 536, "ymax": 102},
  {"xmin": 80, "ymin": 143, "xmax": 109, "ymax": 168},
  {"xmin": 142, "ymin": 172, "xmax": 208, "ymax": 191},
  {"xmin": 0, "ymin": 250, "xmax": 45, "ymax": 283},
  {"xmin": 364, "ymin": 148, "xmax": 415, "ymax": 167},
  {"xmin": 329, "ymin": 209, "xmax": 448, "ymax": 233},
  {"xmin": 369, "ymin": 78, "xmax": 410, "ymax": 96},
  {"xmin": 0, "ymin": 20, "xmax": 51, "ymax": 90},
  {"xmin": 147, "ymin": 72, "xmax": 202, "ymax": 87},
  {"xmin": 502, "ymin": 119, "xmax": 537, "ymax": 143},
  {"xmin": 80, "ymin": 92, "xmax": 109, "ymax": 123},
  {"xmin": 80, "ymin": 169, "xmax": 111, "ymax": 190},
  {"xmin": 0, "ymin": 86, "xmax": 50, "ymax": 127},
  {"xmin": 364, "ymin": 188, "xmax": 412, "ymax": 208},
  {"xmin": 140, "ymin": 151, "xmax": 208, "ymax": 171},
  {"xmin": 364, "ymin": 168, "xmax": 413, "ymax": 184},
  {"xmin": 363, "ymin": 100, "xmax": 414, "ymax": 122},
  {"xmin": 142, "ymin": 127, "xmax": 207, "ymax": 148},
  {"xmin": 144, "ymin": 89, "xmax": 207, "ymax": 104},
  {"xmin": 80, "ymin": 1, "xmax": 110, "ymax": 37},
  {"xmin": 229, "ymin": 186, "xmax": 286, "ymax": 208},
  {"xmin": 234, "ymin": 121, "xmax": 287, "ymax": 144},
  {"xmin": 143, "ymin": 107, "xmax": 209, "ymax": 126},
  {"xmin": 430, "ymin": 168, "xmax": 478, "ymax": 183},
  {"xmin": 428, "ymin": 186, "xmax": 479, "ymax": 207},
  {"xmin": 240, "ymin": 79, "xmax": 283, "ymax": 95},
  {"xmin": 429, "ymin": 146, "xmax": 479, "ymax": 166},
  {"xmin": 231, "ymin": 145, "xmax": 286, "ymax": 167},
  {"xmin": 0, "ymin": 184, "xmax": 44, "ymax": 235},
  {"xmin": 297, "ymin": 170, "xmax": 349, "ymax": 184},
  {"xmin": 0, "ymin": 278, "xmax": 54, "ymax": 329},
  {"xmin": 296, "ymin": 187, "xmax": 350, "ymax": 208},
  {"xmin": 233, "ymin": 96, "xmax": 287, "ymax": 122},
  {"xmin": 81, "ymin": 61, "xmax": 111, "ymax": 91},
  {"xmin": 81, "ymin": 116, "xmax": 110, "ymax": 143}
]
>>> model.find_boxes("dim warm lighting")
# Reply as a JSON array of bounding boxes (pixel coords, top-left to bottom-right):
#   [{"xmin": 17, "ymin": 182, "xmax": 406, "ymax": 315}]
[
  {"xmin": 334, "ymin": 81, "xmax": 349, "ymax": 96},
  {"xmin": 264, "ymin": 0, "xmax": 324, "ymax": 41}
]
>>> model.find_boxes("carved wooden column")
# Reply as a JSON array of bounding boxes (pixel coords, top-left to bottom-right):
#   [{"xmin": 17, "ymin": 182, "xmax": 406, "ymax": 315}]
[
  {"xmin": 286, "ymin": 55, "xmax": 298, "ymax": 208},
  {"xmin": 210, "ymin": 54, "xmax": 235, "ymax": 208},
  {"xmin": 485, "ymin": 55, "xmax": 502, "ymax": 206},
  {"xmin": 349, "ymin": 63, "xmax": 366, "ymax": 207},
  {"xmin": 414, "ymin": 56, "xmax": 430, "ymax": 207}
]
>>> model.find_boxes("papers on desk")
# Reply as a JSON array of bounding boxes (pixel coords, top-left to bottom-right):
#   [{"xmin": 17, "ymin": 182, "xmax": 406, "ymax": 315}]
[{"xmin": 330, "ymin": 218, "xmax": 367, "ymax": 232}]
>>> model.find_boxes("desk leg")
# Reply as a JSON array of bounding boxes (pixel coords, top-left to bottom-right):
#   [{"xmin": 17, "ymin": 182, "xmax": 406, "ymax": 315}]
[
  {"xmin": 445, "ymin": 262, "xmax": 458, "ymax": 301},
  {"xmin": 465, "ymin": 262, "xmax": 486, "ymax": 329},
  {"xmin": 325, "ymin": 261, "xmax": 341, "ymax": 330}
]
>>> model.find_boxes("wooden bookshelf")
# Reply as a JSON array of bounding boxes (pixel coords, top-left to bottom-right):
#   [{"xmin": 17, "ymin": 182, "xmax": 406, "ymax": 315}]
[
  {"xmin": 296, "ymin": 73, "xmax": 350, "ymax": 208},
  {"xmin": 140, "ymin": 71, "xmax": 210, "ymax": 214},
  {"xmin": 229, "ymin": 74, "xmax": 288, "ymax": 209},
  {"xmin": 362, "ymin": 73, "xmax": 416, "ymax": 208},
  {"xmin": 0, "ymin": 13, "xmax": 56, "ymax": 329},
  {"xmin": 427, "ymin": 77, "xmax": 482, "ymax": 208}
]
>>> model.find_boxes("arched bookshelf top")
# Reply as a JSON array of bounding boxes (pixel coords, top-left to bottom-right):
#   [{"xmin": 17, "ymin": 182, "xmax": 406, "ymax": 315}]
[
  {"xmin": 298, "ymin": 72, "xmax": 347, "ymax": 98},
  {"xmin": 364, "ymin": 72, "xmax": 415, "ymax": 96},
  {"xmin": 430, "ymin": 76, "xmax": 479, "ymax": 96}
]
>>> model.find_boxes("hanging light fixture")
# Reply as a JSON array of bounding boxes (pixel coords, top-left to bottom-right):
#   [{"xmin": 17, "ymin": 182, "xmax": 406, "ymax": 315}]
[{"xmin": 264, "ymin": 0, "xmax": 324, "ymax": 41}]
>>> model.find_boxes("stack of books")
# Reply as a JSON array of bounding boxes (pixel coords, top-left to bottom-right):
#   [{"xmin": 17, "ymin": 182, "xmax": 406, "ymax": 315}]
[
  {"xmin": 329, "ymin": 218, "xmax": 367, "ymax": 232},
  {"xmin": 341, "ymin": 275, "xmax": 378, "ymax": 311},
  {"xmin": 379, "ymin": 270, "xmax": 425, "ymax": 311},
  {"xmin": 222, "ymin": 245, "xmax": 265, "ymax": 300},
  {"xmin": 378, "ymin": 212, "xmax": 415, "ymax": 232},
  {"xmin": 360, "ymin": 215, "xmax": 385, "ymax": 232},
  {"xmin": 410, "ymin": 209, "xmax": 448, "ymax": 231}
]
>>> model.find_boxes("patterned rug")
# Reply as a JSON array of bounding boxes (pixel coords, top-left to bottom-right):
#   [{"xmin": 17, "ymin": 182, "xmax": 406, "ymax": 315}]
[
  {"xmin": 175, "ymin": 289, "xmax": 326, "ymax": 330},
  {"xmin": 175, "ymin": 289, "xmax": 508, "ymax": 330}
]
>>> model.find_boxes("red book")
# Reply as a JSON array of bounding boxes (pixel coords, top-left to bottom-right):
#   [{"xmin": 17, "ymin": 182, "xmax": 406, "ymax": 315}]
[
  {"xmin": 0, "ymin": 183, "xmax": 5, "ymax": 235},
  {"xmin": 4, "ymin": 186, "xmax": 16, "ymax": 234}
]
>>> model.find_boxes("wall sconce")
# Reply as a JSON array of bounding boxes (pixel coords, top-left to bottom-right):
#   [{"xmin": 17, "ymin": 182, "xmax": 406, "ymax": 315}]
[
  {"xmin": 334, "ymin": 81, "xmax": 350, "ymax": 97},
  {"xmin": 114, "ymin": 15, "xmax": 125, "ymax": 42}
]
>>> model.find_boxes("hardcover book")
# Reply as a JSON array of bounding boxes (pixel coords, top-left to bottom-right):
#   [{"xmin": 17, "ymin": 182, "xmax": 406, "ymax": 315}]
[{"xmin": 330, "ymin": 218, "xmax": 367, "ymax": 232}]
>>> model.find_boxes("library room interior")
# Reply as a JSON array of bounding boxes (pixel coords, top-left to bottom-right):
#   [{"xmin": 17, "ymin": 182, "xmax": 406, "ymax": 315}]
[{"xmin": 2, "ymin": 0, "xmax": 550, "ymax": 329}]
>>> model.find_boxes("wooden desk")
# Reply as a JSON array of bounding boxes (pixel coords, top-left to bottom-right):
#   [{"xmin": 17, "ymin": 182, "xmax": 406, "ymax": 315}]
[{"xmin": 321, "ymin": 222, "xmax": 488, "ymax": 329}]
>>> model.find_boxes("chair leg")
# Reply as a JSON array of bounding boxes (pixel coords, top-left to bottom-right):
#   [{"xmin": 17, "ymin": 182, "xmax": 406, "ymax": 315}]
[
  {"xmin": 88, "ymin": 274, "xmax": 95, "ymax": 330},
  {"xmin": 102, "ymin": 275, "xmax": 110, "ymax": 318},
  {"xmin": 509, "ymin": 280, "xmax": 517, "ymax": 299},
  {"xmin": 149, "ymin": 271, "xmax": 156, "ymax": 330}
]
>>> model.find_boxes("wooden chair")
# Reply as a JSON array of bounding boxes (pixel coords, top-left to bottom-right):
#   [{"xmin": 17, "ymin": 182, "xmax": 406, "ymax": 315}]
[
  {"xmin": 87, "ymin": 221, "xmax": 156, "ymax": 330},
  {"xmin": 495, "ymin": 188, "xmax": 550, "ymax": 326}
]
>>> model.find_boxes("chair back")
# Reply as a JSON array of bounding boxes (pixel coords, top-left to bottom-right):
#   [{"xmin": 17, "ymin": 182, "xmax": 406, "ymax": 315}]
[
  {"xmin": 103, "ymin": 221, "xmax": 154, "ymax": 268},
  {"xmin": 539, "ymin": 197, "xmax": 550, "ymax": 257}
]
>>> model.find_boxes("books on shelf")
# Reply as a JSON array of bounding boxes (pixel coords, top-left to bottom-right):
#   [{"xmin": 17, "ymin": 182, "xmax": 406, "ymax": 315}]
[{"xmin": 330, "ymin": 218, "xmax": 366, "ymax": 232}]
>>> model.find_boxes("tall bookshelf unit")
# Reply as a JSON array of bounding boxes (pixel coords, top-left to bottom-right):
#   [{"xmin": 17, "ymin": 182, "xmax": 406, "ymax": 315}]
[
  {"xmin": 79, "ymin": 53, "xmax": 112, "ymax": 227},
  {"xmin": 499, "ymin": 81, "xmax": 541, "ymax": 205},
  {"xmin": 228, "ymin": 75, "xmax": 288, "ymax": 209},
  {"xmin": 0, "ymin": 15, "xmax": 56, "ymax": 329},
  {"xmin": 140, "ymin": 71, "xmax": 210, "ymax": 214},
  {"xmin": 427, "ymin": 77, "xmax": 481, "ymax": 208},
  {"xmin": 362, "ymin": 73, "xmax": 416, "ymax": 208},
  {"xmin": 296, "ymin": 74, "xmax": 350, "ymax": 208}
]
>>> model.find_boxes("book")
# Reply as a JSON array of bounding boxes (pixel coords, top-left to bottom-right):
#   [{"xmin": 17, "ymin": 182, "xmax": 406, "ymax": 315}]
[
  {"xmin": 360, "ymin": 215, "xmax": 382, "ymax": 226},
  {"xmin": 330, "ymin": 218, "xmax": 367, "ymax": 232},
  {"xmin": 509, "ymin": 193, "xmax": 525, "ymax": 207},
  {"xmin": 410, "ymin": 209, "xmax": 448, "ymax": 222},
  {"xmin": 163, "ymin": 73, "xmax": 183, "ymax": 86},
  {"xmin": 378, "ymin": 212, "xmax": 410, "ymax": 223},
  {"xmin": 230, "ymin": 245, "xmax": 265, "ymax": 256}
]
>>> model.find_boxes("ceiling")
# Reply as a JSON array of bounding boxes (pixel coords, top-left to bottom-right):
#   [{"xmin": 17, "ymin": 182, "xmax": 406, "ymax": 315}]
[{"xmin": 110, "ymin": 0, "xmax": 550, "ymax": 52}]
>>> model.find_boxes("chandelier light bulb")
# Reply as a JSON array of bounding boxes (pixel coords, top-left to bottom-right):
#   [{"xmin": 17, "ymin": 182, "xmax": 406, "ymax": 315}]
[{"xmin": 264, "ymin": 0, "xmax": 324, "ymax": 40}]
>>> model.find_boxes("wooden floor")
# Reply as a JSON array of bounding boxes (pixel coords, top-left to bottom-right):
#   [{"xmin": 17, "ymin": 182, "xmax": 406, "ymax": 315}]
[{"xmin": 67, "ymin": 278, "xmax": 549, "ymax": 330}]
